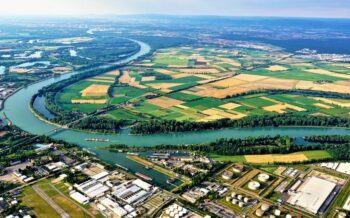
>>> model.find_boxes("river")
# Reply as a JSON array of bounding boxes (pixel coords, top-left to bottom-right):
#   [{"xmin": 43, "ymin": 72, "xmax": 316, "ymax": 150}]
[{"xmin": 2, "ymin": 39, "xmax": 350, "ymax": 189}]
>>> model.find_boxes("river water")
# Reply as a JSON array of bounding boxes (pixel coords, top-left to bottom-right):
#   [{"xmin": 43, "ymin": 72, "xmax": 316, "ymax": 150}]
[{"xmin": 2, "ymin": 39, "xmax": 350, "ymax": 189}]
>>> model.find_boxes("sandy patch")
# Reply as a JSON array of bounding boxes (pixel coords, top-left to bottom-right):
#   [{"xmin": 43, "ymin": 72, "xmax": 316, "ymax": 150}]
[
  {"xmin": 245, "ymin": 154, "xmax": 308, "ymax": 164},
  {"xmin": 147, "ymin": 96, "xmax": 184, "ymax": 108},
  {"xmin": 81, "ymin": 84, "xmax": 109, "ymax": 97},
  {"xmin": 219, "ymin": 103, "xmax": 241, "ymax": 110},
  {"xmin": 266, "ymin": 65, "xmax": 288, "ymax": 71},
  {"xmin": 87, "ymin": 79, "xmax": 114, "ymax": 84},
  {"xmin": 52, "ymin": 67, "xmax": 71, "ymax": 74},
  {"xmin": 119, "ymin": 71, "xmax": 146, "ymax": 89},
  {"xmin": 263, "ymin": 103, "xmax": 306, "ymax": 114},
  {"xmin": 71, "ymin": 99, "xmax": 107, "ymax": 104},
  {"xmin": 9, "ymin": 68, "xmax": 32, "ymax": 73}
]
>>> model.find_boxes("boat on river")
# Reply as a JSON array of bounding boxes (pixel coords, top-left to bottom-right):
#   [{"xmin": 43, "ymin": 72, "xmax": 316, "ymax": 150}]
[
  {"xmin": 135, "ymin": 172, "xmax": 152, "ymax": 181},
  {"xmin": 85, "ymin": 138, "xmax": 110, "ymax": 142}
]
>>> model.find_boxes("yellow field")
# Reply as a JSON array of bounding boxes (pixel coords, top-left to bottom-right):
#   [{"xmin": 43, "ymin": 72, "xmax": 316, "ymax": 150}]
[
  {"xmin": 94, "ymin": 76, "xmax": 115, "ymax": 81},
  {"xmin": 9, "ymin": 68, "xmax": 32, "ymax": 73},
  {"xmin": 263, "ymin": 103, "xmax": 306, "ymax": 114},
  {"xmin": 71, "ymin": 99, "xmax": 107, "ymax": 104},
  {"xmin": 119, "ymin": 71, "xmax": 146, "ymax": 89},
  {"xmin": 266, "ymin": 65, "xmax": 288, "ymax": 71},
  {"xmin": 219, "ymin": 102, "xmax": 241, "ymax": 110},
  {"xmin": 106, "ymin": 70, "xmax": 120, "ymax": 76},
  {"xmin": 305, "ymin": 68, "xmax": 350, "ymax": 80},
  {"xmin": 180, "ymin": 68, "xmax": 220, "ymax": 74},
  {"xmin": 148, "ymin": 83, "xmax": 182, "ymax": 93},
  {"xmin": 141, "ymin": 76, "xmax": 156, "ymax": 81},
  {"xmin": 314, "ymin": 103, "xmax": 333, "ymax": 109},
  {"xmin": 81, "ymin": 84, "xmax": 109, "ymax": 97},
  {"xmin": 147, "ymin": 96, "xmax": 184, "ymax": 108},
  {"xmin": 211, "ymin": 78, "xmax": 247, "ymax": 87},
  {"xmin": 245, "ymin": 154, "xmax": 308, "ymax": 164},
  {"xmin": 201, "ymin": 108, "xmax": 246, "ymax": 120},
  {"xmin": 218, "ymin": 57, "xmax": 241, "ymax": 67},
  {"xmin": 234, "ymin": 74, "xmax": 268, "ymax": 82},
  {"xmin": 175, "ymin": 104, "xmax": 190, "ymax": 109},
  {"xmin": 314, "ymin": 97, "xmax": 350, "ymax": 108},
  {"xmin": 155, "ymin": 69, "xmax": 177, "ymax": 75}
]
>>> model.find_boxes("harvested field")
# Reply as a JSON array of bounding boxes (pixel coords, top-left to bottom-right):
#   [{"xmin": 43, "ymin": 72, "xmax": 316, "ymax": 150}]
[
  {"xmin": 201, "ymin": 108, "xmax": 246, "ymax": 120},
  {"xmin": 266, "ymin": 65, "xmax": 288, "ymax": 71},
  {"xmin": 263, "ymin": 103, "xmax": 306, "ymax": 114},
  {"xmin": 155, "ymin": 69, "xmax": 177, "ymax": 75},
  {"xmin": 71, "ymin": 99, "xmax": 107, "ymax": 104},
  {"xmin": 219, "ymin": 102, "xmax": 241, "ymax": 110},
  {"xmin": 81, "ymin": 84, "xmax": 109, "ymax": 97},
  {"xmin": 304, "ymin": 68, "xmax": 350, "ymax": 79},
  {"xmin": 218, "ymin": 57, "xmax": 241, "ymax": 67},
  {"xmin": 211, "ymin": 78, "xmax": 247, "ymax": 87},
  {"xmin": 234, "ymin": 74, "xmax": 268, "ymax": 82},
  {"xmin": 148, "ymin": 83, "xmax": 183, "ymax": 93},
  {"xmin": 106, "ymin": 70, "xmax": 120, "ymax": 76},
  {"xmin": 180, "ymin": 68, "xmax": 220, "ymax": 74},
  {"xmin": 175, "ymin": 104, "xmax": 189, "ymax": 109},
  {"xmin": 295, "ymin": 81, "xmax": 350, "ymax": 94},
  {"xmin": 314, "ymin": 98, "xmax": 350, "ymax": 108},
  {"xmin": 94, "ymin": 76, "xmax": 115, "ymax": 81},
  {"xmin": 314, "ymin": 103, "xmax": 333, "ymax": 109},
  {"xmin": 141, "ymin": 76, "xmax": 156, "ymax": 81},
  {"xmin": 87, "ymin": 79, "xmax": 114, "ymax": 84},
  {"xmin": 147, "ymin": 96, "xmax": 184, "ymax": 108},
  {"xmin": 199, "ymin": 114, "xmax": 225, "ymax": 122},
  {"xmin": 245, "ymin": 154, "xmax": 308, "ymax": 164},
  {"xmin": 119, "ymin": 71, "xmax": 146, "ymax": 89},
  {"xmin": 9, "ymin": 68, "xmax": 32, "ymax": 73}
]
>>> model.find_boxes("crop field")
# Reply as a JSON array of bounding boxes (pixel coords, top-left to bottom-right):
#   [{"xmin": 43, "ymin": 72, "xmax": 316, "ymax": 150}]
[
  {"xmin": 210, "ymin": 150, "xmax": 332, "ymax": 164},
  {"xmin": 56, "ymin": 46, "xmax": 350, "ymax": 122}
]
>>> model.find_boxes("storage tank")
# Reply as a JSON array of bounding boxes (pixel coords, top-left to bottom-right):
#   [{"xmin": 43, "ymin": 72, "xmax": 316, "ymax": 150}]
[
  {"xmin": 226, "ymin": 196, "xmax": 231, "ymax": 202},
  {"xmin": 238, "ymin": 201, "xmax": 244, "ymax": 208},
  {"xmin": 286, "ymin": 214, "xmax": 293, "ymax": 218},
  {"xmin": 237, "ymin": 194, "xmax": 243, "ymax": 200},
  {"xmin": 261, "ymin": 203, "xmax": 270, "ymax": 211},
  {"xmin": 255, "ymin": 209, "xmax": 264, "ymax": 217},
  {"xmin": 232, "ymin": 199, "xmax": 238, "ymax": 204},
  {"xmin": 231, "ymin": 192, "xmax": 237, "ymax": 198},
  {"xmin": 258, "ymin": 173, "xmax": 270, "ymax": 182},
  {"xmin": 274, "ymin": 209, "xmax": 281, "ymax": 216},
  {"xmin": 243, "ymin": 197, "xmax": 249, "ymax": 203},
  {"xmin": 248, "ymin": 181, "xmax": 261, "ymax": 190}
]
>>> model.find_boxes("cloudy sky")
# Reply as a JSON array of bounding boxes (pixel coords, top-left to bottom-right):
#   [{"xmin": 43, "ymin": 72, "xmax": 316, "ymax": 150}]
[{"xmin": 0, "ymin": 0, "xmax": 349, "ymax": 18}]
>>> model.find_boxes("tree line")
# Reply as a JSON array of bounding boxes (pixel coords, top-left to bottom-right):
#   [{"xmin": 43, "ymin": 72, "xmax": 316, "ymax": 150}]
[{"xmin": 131, "ymin": 114, "xmax": 350, "ymax": 134}]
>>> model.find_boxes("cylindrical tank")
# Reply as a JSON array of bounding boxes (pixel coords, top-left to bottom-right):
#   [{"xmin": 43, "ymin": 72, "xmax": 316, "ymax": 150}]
[
  {"xmin": 232, "ymin": 199, "xmax": 238, "ymax": 204},
  {"xmin": 261, "ymin": 203, "xmax": 270, "ymax": 211},
  {"xmin": 238, "ymin": 202, "xmax": 244, "ymax": 208},
  {"xmin": 244, "ymin": 197, "xmax": 249, "ymax": 203},
  {"xmin": 274, "ymin": 209, "xmax": 281, "ymax": 216},
  {"xmin": 226, "ymin": 196, "xmax": 231, "ymax": 202},
  {"xmin": 237, "ymin": 194, "xmax": 243, "ymax": 200},
  {"xmin": 255, "ymin": 209, "xmax": 264, "ymax": 217},
  {"xmin": 258, "ymin": 173, "xmax": 270, "ymax": 182},
  {"xmin": 231, "ymin": 192, "xmax": 237, "ymax": 198}
]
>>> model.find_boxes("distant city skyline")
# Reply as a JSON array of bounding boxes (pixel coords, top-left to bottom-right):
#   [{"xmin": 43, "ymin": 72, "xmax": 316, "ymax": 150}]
[{"xmin": 0, "ymin": 0, "xmax": 350, "ymax": 18}]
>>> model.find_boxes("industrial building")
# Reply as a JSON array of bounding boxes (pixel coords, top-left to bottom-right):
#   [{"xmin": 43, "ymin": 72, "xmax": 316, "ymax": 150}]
[
  {"xmin": 287, "ymin": 176, "xmax": 337, "ymax": 214},
  {"xmin": 74, "ymin": 179, "xmax": 110, "ymax": 199},
  {"xmin": 112, "ymin": 179, "xmax": 152, "ymax": 205}
]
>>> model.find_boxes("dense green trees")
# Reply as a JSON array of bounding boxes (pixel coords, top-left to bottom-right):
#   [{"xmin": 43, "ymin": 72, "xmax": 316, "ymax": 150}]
[
  {"xmin": 70, "ymin": 117, "xmax": 126, "ymax": 133},
  {"xmin": 131, "ymin": 114, "xmax": 350, "ymax": 134}
]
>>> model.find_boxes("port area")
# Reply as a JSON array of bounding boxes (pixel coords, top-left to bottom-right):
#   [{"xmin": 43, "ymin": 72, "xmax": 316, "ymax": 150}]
[{"xmin": 127, "ymin": 154, "xmax": 191, "ymax": 192}]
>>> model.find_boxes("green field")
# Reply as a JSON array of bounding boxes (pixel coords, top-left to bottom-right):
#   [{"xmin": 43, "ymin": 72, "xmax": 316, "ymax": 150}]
[{"xmin": 22, "ymin": 186, "xmax": 61, "ymax": 218}]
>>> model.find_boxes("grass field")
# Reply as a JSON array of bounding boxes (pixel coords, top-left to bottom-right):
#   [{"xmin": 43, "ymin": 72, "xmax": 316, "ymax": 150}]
[
  {"xmin": 37, "ymin": 180, "xmax": 92, "ymax": 218},
  {"xmin": 22, "ymin": 186, "xmax": 61, "ymax": 218}
]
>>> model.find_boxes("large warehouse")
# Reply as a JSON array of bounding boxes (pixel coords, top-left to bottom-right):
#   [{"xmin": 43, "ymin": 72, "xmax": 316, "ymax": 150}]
[{"xmin": 287, "ymin": 176, "xmax": 337, "ymax": 214}]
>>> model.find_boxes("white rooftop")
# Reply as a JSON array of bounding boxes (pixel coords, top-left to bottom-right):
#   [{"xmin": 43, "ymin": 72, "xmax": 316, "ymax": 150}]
[{"xmin": 288, "ymin": 176, "xmax": 336, "ymax": 214}]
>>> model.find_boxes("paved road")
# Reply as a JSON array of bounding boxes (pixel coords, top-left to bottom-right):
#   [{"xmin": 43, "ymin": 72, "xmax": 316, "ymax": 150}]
[{"xmin": 32, "ymin": 185, "xmax": 70, "ymax": 218}]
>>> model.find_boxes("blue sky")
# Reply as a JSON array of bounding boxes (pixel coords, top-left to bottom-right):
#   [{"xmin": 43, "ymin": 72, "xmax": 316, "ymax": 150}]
[{"xmin": 1, "ymin": 0, "xmax": 349, "ymax": 18}]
